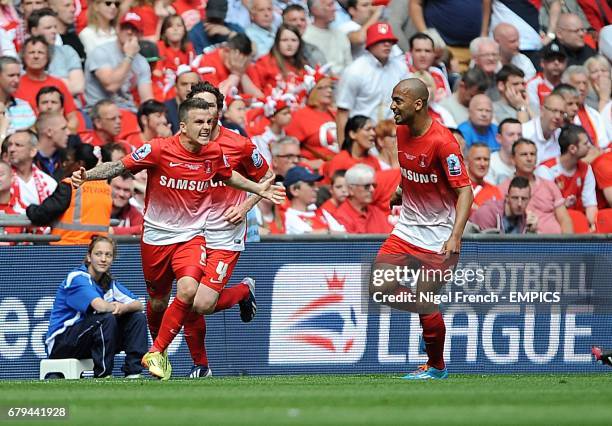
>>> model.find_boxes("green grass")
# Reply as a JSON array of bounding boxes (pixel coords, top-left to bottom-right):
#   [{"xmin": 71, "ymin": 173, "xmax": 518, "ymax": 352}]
[{"xmin": 2, "ymin": 374, "xmax": 612, "ymax": 425}]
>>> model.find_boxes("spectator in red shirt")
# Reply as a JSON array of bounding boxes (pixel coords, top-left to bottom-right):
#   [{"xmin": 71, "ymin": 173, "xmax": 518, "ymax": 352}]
[
  {"xmin": 127, "ymin": 0, "xmax": 158, "ymax": 42},
  {"xmin": 320, "ymin": 169, "xmax": 348, "ymax": 217},
  {"xmin": 109, "ymin": 171, "xmax": 143, "ymax": 236},
  {"xmin": 198, "ymin": 33, "xmax": 262, "ymax": 97},
  {"xmin": 284, "ymin": 66, "xmax": 338, "ymax": 167},
  {"xmin": 247, "ymin": 23, "xmax": 307, "ymax": 92},
  {"xmin": 334, "ymin": 163, "xmax": 392, "ymax": 234},
  {"xmin": 126, "ymin": 100, "xmax": 172, "ymax": 148},
  {"xmin": 325, "ymin": 114, "xmax": 381, "ymax": 181},
  {"xmin": 283, "ymin": 165, "xmax": 345, "ymax": 234},
  {"xmin": 467, "ymin": 142, "xmax": 502, "ymax": 210},
  {"xmin": 15, "ymin": 35, "xmax": 79, "ymax": 132},
  {"xmin": 157, "ymin": 14, "xmax": 195, "ymax": 71},
  {"xmin": 81, "ymin": 99, "xmax": 124, "ymax": 148}
]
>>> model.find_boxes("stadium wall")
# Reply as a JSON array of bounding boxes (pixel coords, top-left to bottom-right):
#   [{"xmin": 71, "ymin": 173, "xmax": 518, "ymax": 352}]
[{"xmin": 0, "ymin": 239, "xmax": 611, "ymax": 379}]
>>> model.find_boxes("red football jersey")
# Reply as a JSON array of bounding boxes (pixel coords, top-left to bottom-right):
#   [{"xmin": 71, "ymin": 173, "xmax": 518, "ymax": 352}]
[
  {"xmin": 205, "ymin": 127, "xmax": 270, "ymax": 251},
  {"xmin": 393, "ymin": 119, "xmax": 471, "ymax": 251},
  {"xmin": 121, "ymin": 134, "xmax": 232, "ymax": 245},
  {"xmin": 284, "ymin": 106, "xmax": 339, "ymax": 160}
]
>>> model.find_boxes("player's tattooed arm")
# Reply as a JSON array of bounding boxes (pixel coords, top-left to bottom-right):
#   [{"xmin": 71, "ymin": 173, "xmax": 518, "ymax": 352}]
[{"xmin": 72, "ymin": 161, "xmax": 126, "ymax": 187}]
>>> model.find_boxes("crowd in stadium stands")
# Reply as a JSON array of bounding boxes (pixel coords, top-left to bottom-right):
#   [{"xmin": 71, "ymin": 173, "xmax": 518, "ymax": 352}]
[{"xmin": 0, "ymin": 0, "xmax": 611, "ymax": 243}]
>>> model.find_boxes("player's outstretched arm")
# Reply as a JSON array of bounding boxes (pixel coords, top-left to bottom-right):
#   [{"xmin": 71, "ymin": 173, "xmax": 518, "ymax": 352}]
[
  {"xmin": 224, "ymin": 170, "xmax": 285, "ymax": 204},
  {"xmin": 224, "ymin": 169, "xmax": 275, "ymax": 224},
  {"xmin": 441, "ymin": 185, "xmax": 473, "ymax": 258},
  {"xmin": 71, "ymin": 161, "xmax": 127, "ymax": 188}
]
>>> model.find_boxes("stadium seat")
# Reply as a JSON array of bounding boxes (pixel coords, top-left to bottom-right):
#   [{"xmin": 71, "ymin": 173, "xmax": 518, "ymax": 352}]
[
  {"xmin": 595, "ymin": 209, "xmax": 612, "ymax": 234},
  {"xmin": 39, "ymin": 358, "xmax": 94, "ymax": 380},
  {"xmin": 567, "ymin": 209, "xmax": 590, "ymax": 234}
]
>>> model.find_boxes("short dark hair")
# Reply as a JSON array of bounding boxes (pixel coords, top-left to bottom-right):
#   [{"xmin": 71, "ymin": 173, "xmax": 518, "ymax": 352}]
[
  {"xmin": 331, "ymin": 169, "xmax": 346, "ymax": 185},
  {"xmin": 71, "ymin": 143, "xmax": 99, "ymax": 170},
  {"xmin": 178, "ymin": 97, "xmax": 215, "ymax": 123},
  {"xmin": 187, "ymin": 81, "xmax": 224, "ymax": 111},
  {"xmin": 0, "ymin": 56, "xmax": 20, "ymax": 74},
  {"xmin": 498, "ymin": 117, "xmax": 521, "ymax": 134},
  {"xmin": 22, "ymin": 36, "xmax": 50, "ymax": 70},
  {"xmin": 226, "ymin": 33, "xmax": 252, "ymax": 56},
  {"xmin": 508, "ymin": 175, "xmax": 530, "ymax": 192},
  {"xmin": 27, "ymin": 7, "xmax": 57, "ymax": 32},
  {"xmin": 495, "ymin": 64, "xmax": 525, "ymax": 83},
  {"xmin": 409, "ymin": 32, "xmax": 434, "ymax": 51},
  {"xmin": 552, "ymin": 83, "xmax": 579, "ymax": 98},
  {"xmin": 100, "ymin": 142, "xmax": 127, "ymax": 163},
  {"xmin": 559, "ymin": 124, "xmax": 588, "ymax": 154},
  {"xmin": 282, "ymin": 4, "xmax": 306, "ymax": 16},
  {"xmin": 137, "ymin": 100, "xmax": 167, "ymax": 131},
  {"xmin": 36, "ymin": 86, "xmax": 64, "ymax": 107},
  {"xmin": 462, "ymin": 67, "xmax": 489, "ymax": 92},
  {"xmin": 511, "ymin": 138, "xmax": 536, "ymax": 156}
]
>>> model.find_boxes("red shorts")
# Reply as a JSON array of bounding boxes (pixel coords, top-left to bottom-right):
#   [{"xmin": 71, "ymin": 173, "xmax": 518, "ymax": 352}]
[
  {"xmin": 141, "ymin": 235, "xmax": 206, "ymax": 299},
  {"xmin": 200, "ymin": 248, "xmax": 241, "ymax": 293},
  {"xmin": 376, "ymin": 234, "xmax": 458, "ymax": 272}
]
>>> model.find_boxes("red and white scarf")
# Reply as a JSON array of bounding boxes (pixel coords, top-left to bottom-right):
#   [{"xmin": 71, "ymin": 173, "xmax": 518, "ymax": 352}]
[{"xmin": 11, "ymin": 164, "xmax": 53, "ymax": 205}]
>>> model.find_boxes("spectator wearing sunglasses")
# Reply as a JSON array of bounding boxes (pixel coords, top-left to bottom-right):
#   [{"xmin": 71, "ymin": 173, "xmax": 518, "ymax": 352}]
[{"xmin": 334, "ymin": 164, "xmax": 392, "ymax": 234}]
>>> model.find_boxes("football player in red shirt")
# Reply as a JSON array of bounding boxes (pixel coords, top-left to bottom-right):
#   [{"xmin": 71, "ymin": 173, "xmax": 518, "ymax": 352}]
[
  {"xmin": 71, "ymin": 97, "xmax": 284, "ymax": 380},
  {"xmin": 370, "ymin": 78, "xmax": 473, "ymax": 380}
]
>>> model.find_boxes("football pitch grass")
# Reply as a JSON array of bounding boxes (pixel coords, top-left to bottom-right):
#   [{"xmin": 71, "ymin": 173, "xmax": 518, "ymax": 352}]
[{"xmin": 2, "ymin": 374, "xmax": 612, "ymax": 425}]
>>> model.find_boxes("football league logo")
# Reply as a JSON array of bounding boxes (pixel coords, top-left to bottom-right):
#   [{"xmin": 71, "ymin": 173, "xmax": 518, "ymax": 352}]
[
  {"xmin": 269, "ymin": 264, "xmax": 368, "ymax": 364},
  {"xmin": 251, "ymin": 148, "xmax": 264, "ymax": 168},
  {"xmin": 446, "ymin": 154, "xmax": 461, "ymax": 176},
  {"xmin": 131, "ymin": 144, "xmax": 152, "ymax": 161}
]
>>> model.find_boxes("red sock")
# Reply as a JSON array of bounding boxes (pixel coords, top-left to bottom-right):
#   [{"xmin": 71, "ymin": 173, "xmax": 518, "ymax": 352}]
[
  {"xmin": 183, "ymin": 312, "xmax": 208, "ymax": 366},
  {"xmin": 151, "ymin": 297, "xmax": 191, "ymax": 353},
  {"xmin": 146, "ymin": 302, "xmax": 165, "ymax": 341},
  {"xmin": 213, "ymin": 283, "xmax": 249, "ymax": 312},
  {"xmin": 420, "ymin": 312, "xmax": 446, "ymax": 370}
]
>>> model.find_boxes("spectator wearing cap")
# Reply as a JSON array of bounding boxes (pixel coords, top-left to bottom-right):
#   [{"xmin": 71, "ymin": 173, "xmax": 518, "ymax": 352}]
[
  {"xmin": 336, "ymin": 22, "xmax": 408, "ymax": 146},
  {"xmin": 334, "ymin": 163, "xmax": 392, "ymax": 234},
  {"xmin": 526, "ymin": 41, "xmax": 568, "ymax": 110},
  {"xmin": 84, "ymin": 12, "xmax": 153, "ymax": 113},
  {"xmin": 282, "ymin": 4, "xmax": 326, "ymax": 67},
  {"xmin": 78, "ymin": 0, "xmax": 119, "ymax": 55},
  {"xmin": 522, "ymin": 93, "xmax": 566, "ymax": 164},
  {"xmin": 458, "ymin": 94, "xmax": 499, "ymax": 151},
  {"xmin": 302, "ymin": 0, "xmax": 352, "ymax": 76},
  {"xmin": 337, "ymin": 0, "xmax": 383, "ymax": 59},
  {"xmin": 439, "ymin": 67, "xmax": 488, "ymax": 127},
  {"xmin": 555, "ymin": 13, "xmax": 597, "ymax": 67},
  {"xmin": 493, "ymin": 64, "xmax": 532, "ymax": 124},
  {"xmin": 561, "ymin": 65, "xmax": 609, "ymax": 152},
  {"xmin": 189, "ymin": 0, "xmax": 245, "ymax": 55},
  {"xmin": 283, "ymin": 165, "xmax": 345, "ymax": 234},
  {"xmin": 492, "ymin": 23, "xmax": 536, "ymax": 81},
  {"xmin": 245, "ymin": 0, "xmax": 276, "ymax": 58},
  {"xmin": 28, "ymin": 8, "xmax": 84, "ymax": 98}
]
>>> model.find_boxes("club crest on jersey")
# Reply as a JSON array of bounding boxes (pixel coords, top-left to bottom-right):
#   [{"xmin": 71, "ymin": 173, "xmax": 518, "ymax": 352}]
[
  {"xmin": 131, "ymin": 143, "xmax": 151, "ymax": 161},
  {"xmin": 446, "ymin": 154, "xmax": 461, "ymax": 176},
  {"xmin": 223, "ymin": 154, "xmax": 230, "ymax": 168},
  {"xmin": 251, "ymin": 148, "xmax": 264, "ymax": 168},
  {"xmin": 204, "ymin": 160, "xmax": 212, "ymax": 174},
  {"xmin": 418, "ymin": 154, "xmax": 428, "ymax": 168}
]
